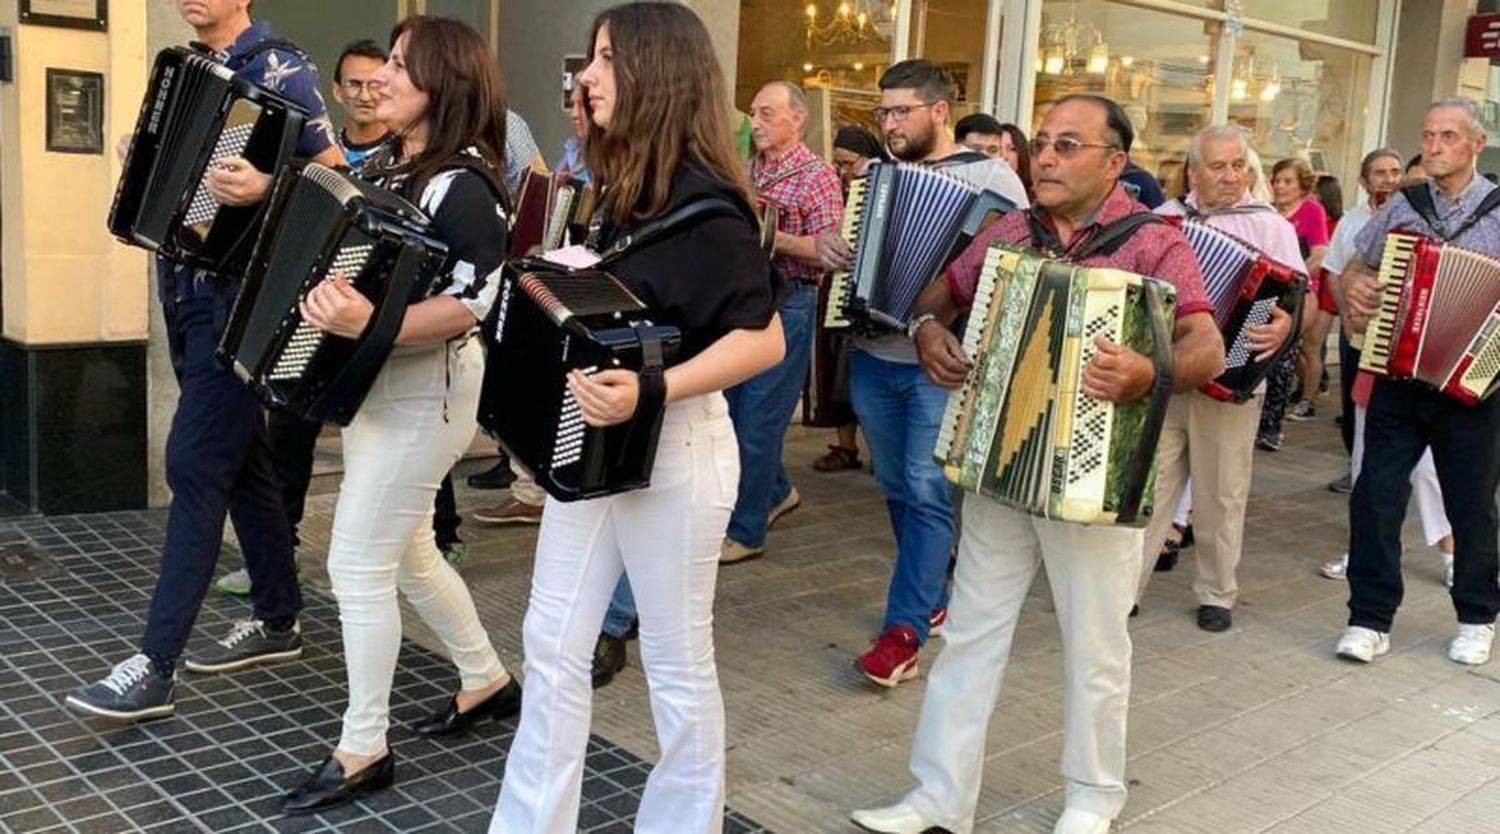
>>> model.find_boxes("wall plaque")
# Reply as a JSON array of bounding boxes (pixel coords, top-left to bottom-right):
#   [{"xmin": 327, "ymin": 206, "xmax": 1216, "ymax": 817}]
[
  {"xmin": 20, "ymin": 0, "xmax": 107, "ymax": 32},
  {"xmin": 46, "ymin": 68, "xmax": 104, "ymax": 154}
]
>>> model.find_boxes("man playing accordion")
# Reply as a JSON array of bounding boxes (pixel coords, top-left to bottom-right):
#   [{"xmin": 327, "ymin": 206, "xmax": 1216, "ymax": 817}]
[
  {"xmin": 851, "ymin": 94, "xmax": 1224, "ymax": 834},
  {"xmin": 1339, "ymin": 97, "xmax": 1500, "ymax": 667}
]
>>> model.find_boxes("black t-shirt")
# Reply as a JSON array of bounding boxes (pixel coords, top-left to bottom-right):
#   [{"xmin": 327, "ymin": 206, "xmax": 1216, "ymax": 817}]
[
  {"xmin": 364, "ymin": 149, "xmax": 509, "ymax": 321},
  {"xmin": 596, "ymin": 168, "xmax": 779, "ymax": 360}
]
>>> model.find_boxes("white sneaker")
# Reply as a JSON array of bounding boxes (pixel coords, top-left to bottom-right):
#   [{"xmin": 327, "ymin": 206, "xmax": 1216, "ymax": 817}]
[
  {"xmin": 1054, "ymin": 806, "xmax": 1114, "ymax": 834},
  {"xmin": 1448, "ymin": 623, "xmax": 1495, "ymax": 665},
  {"xmin": 1319, "ymin": 553, "xmax": 1349, "ymax": 580},
  {"xmin": 1335, "ymin": 626, "xmax": 1390, "ymax": 663},
  {"xmin": 849, "ymin": 802, "xmax": 939, "ymax": 834}
]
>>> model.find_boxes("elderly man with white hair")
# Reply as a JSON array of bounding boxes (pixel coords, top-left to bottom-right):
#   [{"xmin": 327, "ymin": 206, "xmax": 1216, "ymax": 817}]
[
  {"xmin": 1135, "ymin": 124, "xmax": 1300, "ymax": 633},
  {"xmin": 1339, "ymin": 96, "xmax": 1500, "ymax": 666}
]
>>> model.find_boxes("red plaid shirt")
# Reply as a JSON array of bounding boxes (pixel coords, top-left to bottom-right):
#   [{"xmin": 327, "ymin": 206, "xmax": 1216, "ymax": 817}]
[
  {"xmin": 751, "ymin": 142, "xmax": 844, "ymax": 284},
  {"xmin": 945, "ymin": 184, "xmax": 1213, "ymax": 319}
]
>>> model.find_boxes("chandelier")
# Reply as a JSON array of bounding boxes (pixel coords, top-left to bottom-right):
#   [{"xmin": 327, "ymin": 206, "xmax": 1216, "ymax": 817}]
[
  {"xmin": 1037, "ymin": 1, "xmax": 1109, "ymax": 76},
  {"xmin": 804, "ymin": 1, "xmax": 898, "ymax": 48}
]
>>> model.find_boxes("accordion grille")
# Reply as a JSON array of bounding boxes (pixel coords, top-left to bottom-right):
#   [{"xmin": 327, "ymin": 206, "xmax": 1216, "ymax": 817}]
[
  {"xmin": 267, "ymin": 243, "xmax": 375, "ymax": 382},
  {"xmin": 183, "ymin": 122, "xmax": 254, "ymax": 228}
]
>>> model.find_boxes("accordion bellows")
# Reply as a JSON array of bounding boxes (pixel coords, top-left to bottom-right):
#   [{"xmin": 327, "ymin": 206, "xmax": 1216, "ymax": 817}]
[
  {"xmin": 1359, "ymin": 232, "xmax": 1500, "ymax": 404},
  {"xmin": 218, "ymin": 162, "xmax": 450, "ymax": 426},
  {"xmin": 935, "ymin": 245, "xmax": 1177, "ymax": 526},
  {"xmin": 826, "ymin": 161, "xmax": 1015, "ymax": 331},
  {"xmin": 109, "ymin": 46, "xmax": 306, "ymax": 272}
]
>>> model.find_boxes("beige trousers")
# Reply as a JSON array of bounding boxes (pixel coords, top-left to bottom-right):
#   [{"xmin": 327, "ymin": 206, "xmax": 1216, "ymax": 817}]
[{"xmin": 1136, "ymin": 391, "xmax": 1262, "ymax": 608}]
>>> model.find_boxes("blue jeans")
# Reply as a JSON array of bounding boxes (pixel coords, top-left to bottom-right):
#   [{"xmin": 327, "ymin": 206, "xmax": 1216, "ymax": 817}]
[
  {"xmin": 849, "ymin": 349, "xmax": 953, "ymax": 644},
  {"xmin": 143, "ymin": 281, "xmax": 301, "ymax": 663},
  {"xmin": 602, "ymin": 577, "xmax": 637, "ymax": 638},
  {"xmin": 724, "ymin": 281, "xmax": 817, "ymax": 548}
]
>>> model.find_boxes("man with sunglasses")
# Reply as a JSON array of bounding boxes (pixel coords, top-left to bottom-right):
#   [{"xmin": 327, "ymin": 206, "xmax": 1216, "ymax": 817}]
[
  {"xmin": 851, "ymin": 94, "xmax": 1224, "ymax": 834},
  {"xmin": 820, "ymin": 60, "xmax": 1027, "ymax": 690},
  {"xmin": 1133, "ymin": 125, "xmax": 1301, "ymax": 633}
]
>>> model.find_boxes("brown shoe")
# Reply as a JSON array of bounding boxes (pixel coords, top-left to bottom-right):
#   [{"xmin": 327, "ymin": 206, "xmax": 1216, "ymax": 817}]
[
  {"xmin": 813, "ymin": 444, "xmax": 862, "ymax": 472},
  {"xmin": 473, "ymin": 498, "xmax": 543, "ymax": 525}
]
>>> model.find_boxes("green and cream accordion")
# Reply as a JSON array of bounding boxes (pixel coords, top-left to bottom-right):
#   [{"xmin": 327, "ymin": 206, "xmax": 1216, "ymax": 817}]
[{"xmin": 934, "ymin": 244, "xmax": 1177, "ymax": 526}]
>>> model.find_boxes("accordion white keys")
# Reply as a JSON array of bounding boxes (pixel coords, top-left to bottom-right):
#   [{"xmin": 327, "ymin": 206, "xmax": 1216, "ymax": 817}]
[
  {"xmin": 1358, "ymin": 232, "xmax": 1500, "ymax": 405},
  {"xmin": 824, "ymin": 161, "xmax": 1015, "ymax": 331},
  {"xmin": 934, "ymin": 244, "xmax": 1177, "ymax": 526},
  {"xmin": 109, "ymin": 46, "xmax": 307, "ymax": 273}
]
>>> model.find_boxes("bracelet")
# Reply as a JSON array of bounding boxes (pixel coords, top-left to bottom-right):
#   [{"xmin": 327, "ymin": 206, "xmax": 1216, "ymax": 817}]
[{"xmin": 907, "ymin": 312, "xmax": 939, "ymax": 342}]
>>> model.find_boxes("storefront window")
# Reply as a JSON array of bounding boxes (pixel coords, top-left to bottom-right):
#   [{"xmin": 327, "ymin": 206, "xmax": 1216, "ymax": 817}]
[
  {"xmin": 1034, "ymin": 0, "xmax": 1221, "ymax": 199},
  {"xmin": 911, "ymin": 0, "xmax": 991, "ymax": 117},
  {"xmin": 1230, "ymin": 29, "xmax": 1371, "ymax": 192},
  {"xmin": 1242, "ymin": 0, "xmax": 1378, "ymax": 45}
]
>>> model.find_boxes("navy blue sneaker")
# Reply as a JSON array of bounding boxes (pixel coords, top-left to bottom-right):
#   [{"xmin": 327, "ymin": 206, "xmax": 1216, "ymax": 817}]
[{"xmin": 65, "ymin": 654, "xmax": 176, "ymax": 721}]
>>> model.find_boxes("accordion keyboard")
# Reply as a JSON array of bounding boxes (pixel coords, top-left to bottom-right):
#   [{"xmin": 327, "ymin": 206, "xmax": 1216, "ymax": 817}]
[
  {"xmin": 935, "ymin": 245, "xmax": 1006, "ymax": 462},
  {"xmin": 268, "ymin": 243, "xmax": 374, "ymax": 381},
  {"xmin": 183, "ymin": 120, "xmax": 255, "ymax": 229},
  {"xmin": 824, "ymin": 176, "xmax": 868, "ymax": 329},
  {"xmin": 1359, "ymin": 233, "xmax": 1418, "ymax": 373}
]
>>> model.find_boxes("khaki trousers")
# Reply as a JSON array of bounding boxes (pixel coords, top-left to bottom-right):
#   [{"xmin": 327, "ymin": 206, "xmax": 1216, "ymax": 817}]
[{"xmin": 1136, "ymin": 391, "xmax": 1262, "ymax": 608}]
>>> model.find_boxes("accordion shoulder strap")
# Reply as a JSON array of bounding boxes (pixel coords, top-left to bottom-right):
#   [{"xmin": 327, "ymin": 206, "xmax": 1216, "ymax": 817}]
[
  {"xmin": 1400, "ymin": 181, "xmax": 1500, "ymax": 241},
  {"xmin": 1116, "ymin": 280, "xmax": 1177, "ymax": 522},
  {"xmin": 315, "ymin": 245, "xmax": 429, "ymax": 413},
  {"xmin": 1027, "ymin": 209, "xmax": 1166, "ymax": 261},
  {"xmin": 597, "ymin": 195, "xmax": 751, "ymax": 265}
]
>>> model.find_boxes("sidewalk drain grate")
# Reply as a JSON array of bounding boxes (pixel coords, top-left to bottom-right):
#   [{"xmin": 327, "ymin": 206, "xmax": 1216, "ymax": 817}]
[{"xmin": 0, "ymin": 542, "xmax": 59, "ymax": 582}]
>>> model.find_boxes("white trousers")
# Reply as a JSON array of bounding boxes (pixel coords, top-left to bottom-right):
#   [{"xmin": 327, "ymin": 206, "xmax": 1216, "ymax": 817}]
[
  {"xmin": 492, "ymin": 394, "xmax": 738, "ymax": 834},
  {"xmin": 904, "ymin": 496, "xmax": 1142, "ymax": 831},
  {"xmin": 327, "ymin": 338, "xmax": 509, "ymax": 755},
  {"xmin": 1352, "ymin": 406, "xmax": 1451, "ymax": 546}
]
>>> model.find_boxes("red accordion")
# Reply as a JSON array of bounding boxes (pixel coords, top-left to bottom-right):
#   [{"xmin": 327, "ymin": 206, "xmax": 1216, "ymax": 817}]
[
  {"xmin": 1166, "ymin": 217, "xmax": 1305, "ymax": 403},
  {"xmin": 1358, "ymin": 232, "xmax": 1500, "ymax": 405}
]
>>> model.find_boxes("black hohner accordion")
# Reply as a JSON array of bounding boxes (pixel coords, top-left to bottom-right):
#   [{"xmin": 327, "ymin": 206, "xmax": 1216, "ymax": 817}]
[
  {"xmin": 217, "ymin": 162, "xmax": 450, "ymax": 426},
  {"xmin": 1171, "ymin": 219, "xmax": 1305, "ymax": 402},
  {"xmin": 934, "ymin": 244, "xmax": 1177, "ymax": 526},
  {"xmin": 1358, "ymin": 232, "xmax": 1500, "ymax": 405},
  {"xmin": 825, "ymin": 161, "xmax": 1015, "ymax": 331},
  {"xmin": 481, "ymin": 263, "xmax": 681, "ymax": 501},
  {"xmin": 109, "ymin": 46, "xmax": 307, "ymax": 272}
]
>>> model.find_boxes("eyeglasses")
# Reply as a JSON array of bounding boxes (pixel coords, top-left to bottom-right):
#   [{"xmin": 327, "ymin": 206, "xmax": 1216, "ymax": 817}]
[
  {"xmin": 1030, "ymin": 136, "xmax": 1119, "ymax": 157},
  {"xmin": 340, "ymin": 79, "xmax": 382, "ymax": 96},
  {"xmin": 872, "ymin": 102, "xmax": 936, "ymax": 124}
]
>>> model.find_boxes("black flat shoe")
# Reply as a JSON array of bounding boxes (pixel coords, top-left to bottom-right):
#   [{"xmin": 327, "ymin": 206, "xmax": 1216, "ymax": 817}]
[
  {"xmin": 281, "ymin": 752, "xmax": 394, "ymax": 815},
  {"xmin": 411, "ymin": 679, "xmax": 522, "ymax": 738},
  {"xmin": 592, "ymin": 633, "xmax": 628, "ymax": 690},
  {"xmin": 1197, "ymin": 605, "xmax": 1232, "ymax": 633}
]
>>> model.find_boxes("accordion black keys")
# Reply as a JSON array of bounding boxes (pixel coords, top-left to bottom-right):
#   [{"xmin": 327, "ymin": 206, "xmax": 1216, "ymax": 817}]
[
  {"xmin": 825, "ymin": 161, "xmax": 1015, "ymax": 331},
  {"xmin": 1358, "ymin": 232, "xmax": 1500, "ymax": 404},
  {"xmin": 934, "ymin": 244, "xmax": 1176, "ymax": 526},
  {"xmin": 1172, "ymin": 220, "xmax": 1305, "ymax": 402},
  {"xmin": 218, "ymin": 162, "xmax": 450, "ymax": 426},
  {"xmin": 109, "ymin": 46, "xmax": 307, "ymax": 273},
  {"xmin": 481, "ymin": 263, "xmax": 681, "ymax": 501}
]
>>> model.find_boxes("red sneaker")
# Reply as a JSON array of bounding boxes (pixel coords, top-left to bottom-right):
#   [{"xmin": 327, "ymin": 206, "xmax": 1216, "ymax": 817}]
[
  {"xmin": 929, "ymin": 606, "xmax": 948, "ymax": 638},
  {"xmin": 858, "ymin": 625, "xmax": 920, "ymax": 687}
]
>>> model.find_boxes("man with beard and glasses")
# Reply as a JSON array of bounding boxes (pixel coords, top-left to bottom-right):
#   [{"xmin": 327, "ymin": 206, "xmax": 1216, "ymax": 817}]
[{"xmin": 820, "ymin": 60, "xmax": 1027, "ymax": 688}]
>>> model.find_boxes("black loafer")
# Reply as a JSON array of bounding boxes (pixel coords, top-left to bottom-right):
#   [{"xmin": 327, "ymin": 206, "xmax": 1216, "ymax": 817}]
[
  {"xmin": 281, "ymin": 752, "xmax": 395, "ymax": 815},
  {"xmin": 592, "ymin": 633, "xmax": 629, "ymax": 690},
  {"xmin": 1197, "ymin": 605, "xmax": 1232, "ymax": 633},
  {"xmin": 411, "ymin": 679, "xmax": 522, "ymax": 738}
]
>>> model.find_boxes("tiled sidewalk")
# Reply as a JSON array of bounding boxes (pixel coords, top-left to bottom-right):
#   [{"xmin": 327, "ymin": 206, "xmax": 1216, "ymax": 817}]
[
  {"xmin": 4, "ymin": 394, "xmax": 1500, "ymax": 833},
  {"xmin": 0, "ymin": 515, "xmax": 766, "ymax": 833}
]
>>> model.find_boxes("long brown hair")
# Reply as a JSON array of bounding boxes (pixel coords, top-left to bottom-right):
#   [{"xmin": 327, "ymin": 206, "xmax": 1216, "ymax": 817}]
[
  {"xmin": 583, "ymin": 2, "xmax": 751, "ymax": 225},
  {"xmin": 387, "ymin": 15, "xmax": 507, "ymax": 202}
]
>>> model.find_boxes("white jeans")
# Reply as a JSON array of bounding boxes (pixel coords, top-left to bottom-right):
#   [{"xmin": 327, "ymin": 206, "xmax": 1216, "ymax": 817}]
[
  {"xmin": 905, "ymin": 496, "xmax": 1142, "ymax": 831},
  {"xmin": 327, "ymin": 338, "xmax": 509, "ymax": 755},
  {"xmin": 492, "ymin": 394, "xmax": 738, "ymax": 834},
  {"xmin": 1352, "ymin": 406, "xmax": 1451, "ymax": 546}
]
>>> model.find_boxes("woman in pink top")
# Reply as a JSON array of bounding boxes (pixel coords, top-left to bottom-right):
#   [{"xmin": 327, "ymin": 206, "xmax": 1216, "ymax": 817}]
[{"xmin": 1271, "ymin": 157, "xmax": 1330, "ymax": 423}]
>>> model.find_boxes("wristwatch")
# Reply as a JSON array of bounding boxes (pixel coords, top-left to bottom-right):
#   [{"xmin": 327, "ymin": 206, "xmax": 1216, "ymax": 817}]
[{"xmin": 907, "ymin": 312, "xmax": 939, "ymax": 342}]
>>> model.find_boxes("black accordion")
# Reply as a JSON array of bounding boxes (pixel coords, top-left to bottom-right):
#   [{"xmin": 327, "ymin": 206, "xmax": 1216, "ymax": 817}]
[
  {"xmin": 218, "ymin": 162, "xmax": 450, "ymax": 426},
  {"xmin": 825, "ymin": 161, "xmax": 1015, "ymax": 331},
  {"xmin": 1171, "ymin": 219, "xmax": 1305, "ymax": 402},
  {"xmin": 110, "ymin": 46, "xmax": 307, "ymax": 272},
  {"xmin": 481, "ymin": 263, "xmax": 680, "ymax": 501}
]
